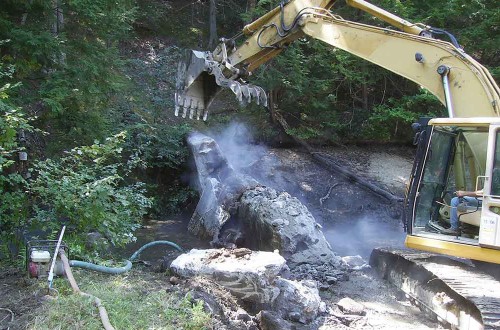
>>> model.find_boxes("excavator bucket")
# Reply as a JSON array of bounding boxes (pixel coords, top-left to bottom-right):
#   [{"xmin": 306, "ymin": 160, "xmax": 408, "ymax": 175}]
[{"xmin": 175, "ymin": 49, "xmax": 267, "ymax": 121}]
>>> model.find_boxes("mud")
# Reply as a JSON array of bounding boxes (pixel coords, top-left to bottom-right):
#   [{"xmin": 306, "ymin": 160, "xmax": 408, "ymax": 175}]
[{"xmin": 0, "ymin": 268, "xmax": 45, "ymax": 330}]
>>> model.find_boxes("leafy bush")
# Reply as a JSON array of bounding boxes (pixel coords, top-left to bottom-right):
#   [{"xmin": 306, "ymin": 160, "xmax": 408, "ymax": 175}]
[
  {"xmin": 30, "ymin": 132, "xmax": 152, "ymax": 259},
  {"xmin": 0, "ymin": 62, "xmax": 35, "ymax": 259}
]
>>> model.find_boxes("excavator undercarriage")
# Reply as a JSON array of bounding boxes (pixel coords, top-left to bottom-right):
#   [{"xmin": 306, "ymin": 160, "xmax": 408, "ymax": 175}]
[{"xmin": 371, "ymin": 248, "xmax": 500, "ymax": 330}]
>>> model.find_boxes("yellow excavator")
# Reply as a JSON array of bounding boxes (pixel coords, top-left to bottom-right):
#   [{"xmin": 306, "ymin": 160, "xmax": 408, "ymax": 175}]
[{"xmin": 175, "ymin": 0, "xmax": 500, "ymax": 328}]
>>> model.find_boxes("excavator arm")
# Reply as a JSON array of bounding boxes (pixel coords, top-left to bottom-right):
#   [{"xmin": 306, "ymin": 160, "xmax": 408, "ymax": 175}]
[{"xmin": 175, "ymin": 0, "xmax": 500, "ymax": 120}]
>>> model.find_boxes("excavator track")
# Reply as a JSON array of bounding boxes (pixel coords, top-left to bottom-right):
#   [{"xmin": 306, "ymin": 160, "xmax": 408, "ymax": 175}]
[{"xmin": 370, "ymin": 248, "xmax": 500, "ymax": 330}]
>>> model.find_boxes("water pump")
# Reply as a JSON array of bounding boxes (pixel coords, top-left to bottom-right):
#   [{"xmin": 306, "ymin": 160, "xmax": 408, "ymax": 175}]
[{"xmin": 26, "ymin": 240, "xmax": 68, "ymax": 278}]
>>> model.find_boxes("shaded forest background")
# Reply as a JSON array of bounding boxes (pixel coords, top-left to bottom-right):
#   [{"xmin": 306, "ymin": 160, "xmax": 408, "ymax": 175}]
[{"xmin": 1, "ymin": 0, "xmax": 498, "ymax": 260}]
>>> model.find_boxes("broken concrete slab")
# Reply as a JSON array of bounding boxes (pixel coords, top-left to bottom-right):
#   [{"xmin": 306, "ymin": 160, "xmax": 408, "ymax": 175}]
[{"xmin": 170, "ymin": 248, "xmax": 286, "ymax": 304}]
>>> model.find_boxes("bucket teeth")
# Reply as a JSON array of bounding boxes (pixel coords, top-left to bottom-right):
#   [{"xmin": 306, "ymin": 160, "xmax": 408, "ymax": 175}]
[{"xmin": 175, "ymin": 50, "xmax": 268, "ymax": 121}]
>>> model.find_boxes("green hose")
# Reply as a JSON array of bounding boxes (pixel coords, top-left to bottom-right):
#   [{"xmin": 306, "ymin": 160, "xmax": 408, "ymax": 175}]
[
  {"xmin": 69, "ymin": 240, "xmax": 184, "ymax": 274},
  {"xmin": 69, "ymin": 260, "xmax": 133, "ymax": 274}
]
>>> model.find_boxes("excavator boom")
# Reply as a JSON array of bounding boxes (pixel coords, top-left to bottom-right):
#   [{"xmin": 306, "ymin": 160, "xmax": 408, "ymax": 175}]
[{"xmin": 175, "ymin": 0, "xmax": 499, "ymax": 120}]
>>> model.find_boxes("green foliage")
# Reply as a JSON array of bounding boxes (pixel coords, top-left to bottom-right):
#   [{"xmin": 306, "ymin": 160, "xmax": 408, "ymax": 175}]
[
  {"xmin": 0, "ymin": 63, "xmax": 34, "ymax": 259},
  {"xmin": 30, "ymin": 132, "xmax": 152, "ymax": 258},
  {"xmin": 363, "ymin": 91, "xmax": 443, "ymax": 141},
  {"xmin": 0, "ymin": 0, "xmax": 137, "ymax": 153}
]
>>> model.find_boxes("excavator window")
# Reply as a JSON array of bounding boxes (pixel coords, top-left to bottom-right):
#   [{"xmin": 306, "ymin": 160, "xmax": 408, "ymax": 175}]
[
  {"xmin": 413, "ymin": 128, "xmax": 455, "ymax": 229},
  {"xmin": 491, "ymin": 131, "xmax": 500, "ymax": 196},
  {"xmin": 410, "ymin": 125, "xmax": 490, "ymax": 240}
]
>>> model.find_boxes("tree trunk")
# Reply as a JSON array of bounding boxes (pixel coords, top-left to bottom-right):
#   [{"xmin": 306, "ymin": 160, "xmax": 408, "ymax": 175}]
[
  {"xmin": 208, "ymin": 0, "xmax": 218, "ymax": 49},
  {"xmin": 361, "ymin": 81, "xmax": 368, "ymax": 112},
  {"xmin": 51, "ymin": 0, "xmax": 64, "ymax": 36}
]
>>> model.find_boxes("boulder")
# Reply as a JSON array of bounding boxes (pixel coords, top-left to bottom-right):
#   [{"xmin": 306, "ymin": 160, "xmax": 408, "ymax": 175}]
[
  {"xmin": 238, "ymin": 186, "xmax": 341, "ymax": 267},
  {"xmin": 187, "ymin": 132, "xmax": 258, "ymax": 241},
  {"xmin": 187, "ymin": 132, "xmax": 342, "ymax": 269},
  {"xmin": 187, "ymin": 132, "xmax": 231, "ymax": 191},
  {"xmin": 170, "ymin": 249, "xmax": 286, "ymax": 304},
  {"xmin": 188, "ymin": 177, "xmax": 229, "ymax": 239}
]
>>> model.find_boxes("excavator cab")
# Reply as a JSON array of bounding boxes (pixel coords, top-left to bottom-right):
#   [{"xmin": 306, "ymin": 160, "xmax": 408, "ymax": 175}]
[{"xmin": 404, "ymin": 118, "xmax": 500, "ymax": 263}]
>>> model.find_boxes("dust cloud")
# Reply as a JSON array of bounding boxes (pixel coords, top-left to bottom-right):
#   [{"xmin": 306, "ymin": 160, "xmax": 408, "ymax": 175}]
[
  {"xmin": 323, "ymin": 216, "xmax": 406, "ymax": 258},
  {"xmin": 212, "ymin": 121, "xmax": 267, "ymax": 172}
]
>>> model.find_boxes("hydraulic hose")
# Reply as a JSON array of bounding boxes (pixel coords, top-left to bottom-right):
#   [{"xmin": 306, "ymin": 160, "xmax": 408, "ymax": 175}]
[{"xmin": 69, "ymin": 240, "xmax": 184, "ymax": 274}]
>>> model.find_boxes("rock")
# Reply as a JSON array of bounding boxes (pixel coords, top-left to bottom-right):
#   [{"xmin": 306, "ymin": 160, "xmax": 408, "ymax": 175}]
[
  {"xmin": 187, "ymin": 133, "xmax": 259, "ymax": 241},
  {"xmin": 85, "ymin": 232, "xmax": 110, "ymax": 255},
  {"xmin": 188, "ymin": 177, "xmax": 230, "ymax": 239},
  {"xmin": 187, "ymin": 277, "xmax": 260, "ymax": 329},
  {"xmin": 169, "ymin": 276, "xmax": 180, "ymax": 285},
  {"xmin": 288, "ymin": 312, "xmax": 301, "ymax": 322},
  {"xmin": 272, "ymin": 278, "xmax": 321, "ymax": 323},
  {"xmin": 187, "ymin": 133, "xmax": 342, "ymax": 270},
  {"xmin": 319, "ymin": 301, "xmax": 327, "ymax": 314},
  {"xmin": 256, "ymin": 311, "xmax": 294, "ymax": 330},
  {"xmin": 319, "ymin": 284, "xmax": 330, "ymax": 291},
  {"xmin": 170, "ymin": 249, "xmax": 286, "ymax": 304},
  {"xmin": 238, "ymin": 186, "xmax": 342, "ymax": 268},
  {"xmin": 341, "ymin": 255, "xmax": 370, "ymax": 271},
  {"xmin": 187, "ymin": 132, "xmax": 231, "ymax": 191},
  {"xmin": 326, "ymin": 276, "xmax": 337, "ymax": 285},
  {"xmin": 337, "ymin": 297, "xmax": 365, "ymax": 316},
  {"xmin": 235, "ymin": 308, "xmax": 252, "ymax": 322}
]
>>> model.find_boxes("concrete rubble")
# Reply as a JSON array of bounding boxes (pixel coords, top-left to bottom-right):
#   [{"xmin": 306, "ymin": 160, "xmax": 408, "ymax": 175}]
[{"xmin": 171, "ymin": 248, "xmax": 323, "ymax": 324}]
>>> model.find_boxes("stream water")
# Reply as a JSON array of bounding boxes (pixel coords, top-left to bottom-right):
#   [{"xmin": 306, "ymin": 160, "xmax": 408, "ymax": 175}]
[{"xmin": 122, "ymin": 213, "xmax": 210, "ymax": 262}]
